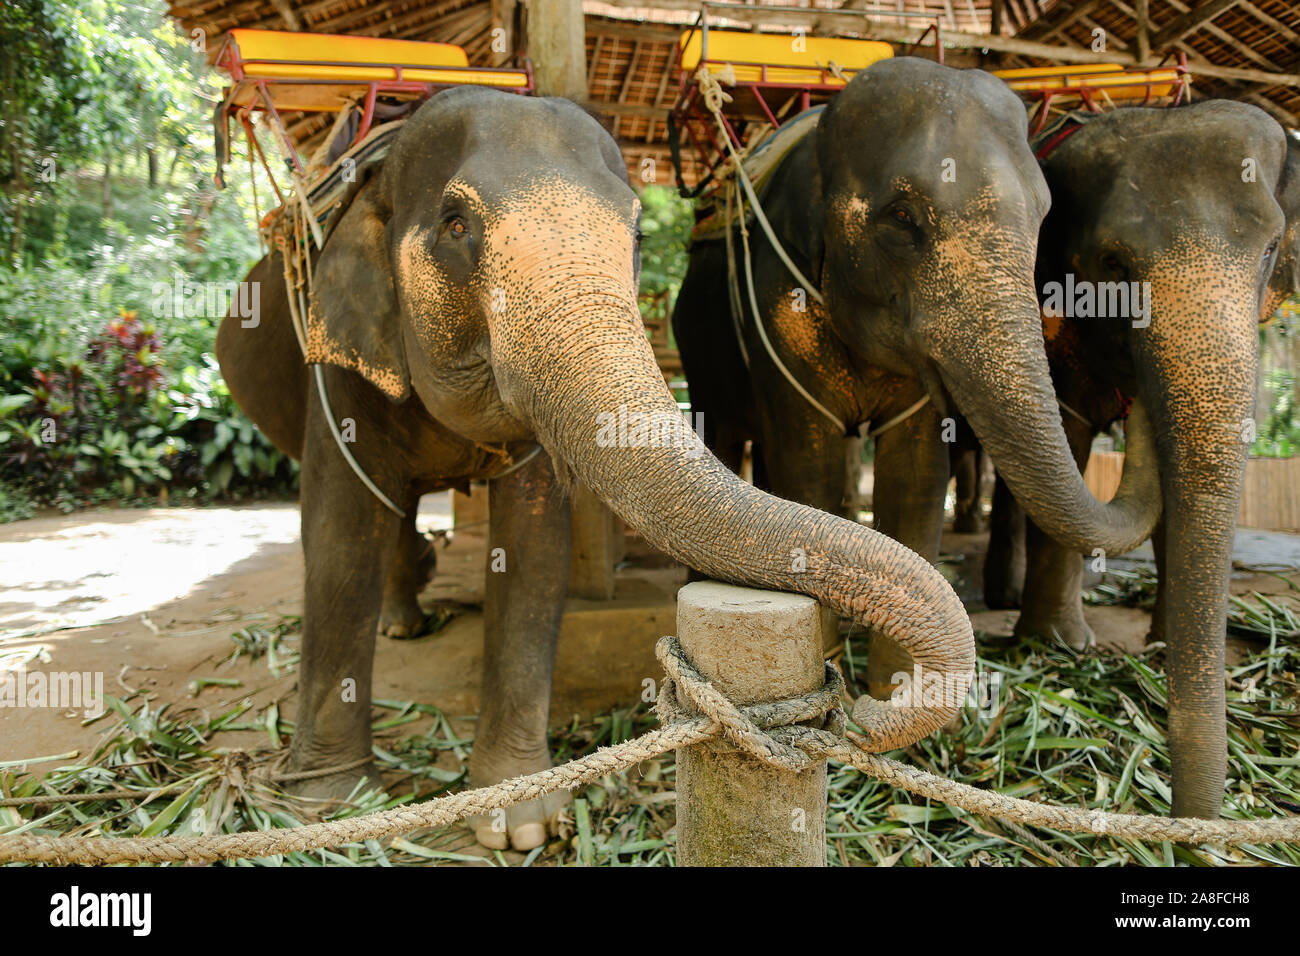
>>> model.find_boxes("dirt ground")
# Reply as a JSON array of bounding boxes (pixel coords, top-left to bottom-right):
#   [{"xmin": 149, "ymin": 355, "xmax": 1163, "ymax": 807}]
[{"xmin": 2, "ymin": 494, "xmax": 1297, "ymax": 788}]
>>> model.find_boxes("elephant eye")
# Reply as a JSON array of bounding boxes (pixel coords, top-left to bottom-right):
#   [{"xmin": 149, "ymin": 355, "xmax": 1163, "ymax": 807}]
[
  {"xmin": 1263, "ymin": 240, "xmax": 1278, "ymax": 264},
  {"xmin": 890, "ymin": 207, "xmax": 914, "ymax": 226},
  {"xmin": 1101, "ymin": 253, "xmax": 1129, "ymax": 281},
  {"xmin": 448, "ymin": 218, "xmax": 468, "ymax": 238}
]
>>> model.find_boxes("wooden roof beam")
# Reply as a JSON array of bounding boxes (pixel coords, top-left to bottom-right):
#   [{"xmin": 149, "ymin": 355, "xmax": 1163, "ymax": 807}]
[
  {"xmin": 1149, "ymin": 0, "xmax": 1241, "ymax": 51},
  {"xmin": 269, "ymin": 0, "xmax": 300, "ymax": 30},
  {"xmin": 1240, "ymin": 2, "xmax": 1300, "ymax": 49},
  {"xmin": 1128, "ymin": 0, "xmax": 1281, "ymax": 71},
  {"xmin": 1241, "ymin": 92, "xmax": 1299, "ymax": 129},
  {"xmin": 587, "ymin": 0, "xmax": 1300, "ymax": 88},
  {"xmin": 1019, "ymin": 0, "xmax": 1105, "ymax": 40},
  {"xmin": 586, "ymin": 18, "xmax": 682, "ymax": 43}
]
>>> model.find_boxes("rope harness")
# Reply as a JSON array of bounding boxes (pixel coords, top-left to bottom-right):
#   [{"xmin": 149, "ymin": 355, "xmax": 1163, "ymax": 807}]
[
  {"xmin": 701, "ymin": 76, "xmax": 1111, "ymax": 442},
  {"xmin": 697, "ymin": 70, "xmax": 929, "ymax": 441},
  {"xmin": 0, "ymin": 637, "xmax": 1295, "ymax": 864}
]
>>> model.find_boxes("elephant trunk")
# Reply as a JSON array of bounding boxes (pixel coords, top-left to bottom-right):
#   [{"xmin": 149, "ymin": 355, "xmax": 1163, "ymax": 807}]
[
  {"xmin": 1135, "ymin": 248, "xmax": 1260, "ymax": 818},
  {"xmin": 929, "ymin": 281, "xmax": 1161, "ymax": 557},
  {"xmin": 497, "ymin": 275, "xmax": 976, "ymax": 749}
]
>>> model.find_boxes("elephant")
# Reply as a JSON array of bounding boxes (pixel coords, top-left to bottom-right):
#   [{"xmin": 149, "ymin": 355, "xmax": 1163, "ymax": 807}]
[
  {"xmin": 978, "ymin": 101, "xmax": 1291, "ymax": 819},
  {"xmin": 671, "ymin": 58, "xmax": 1161, "ymax": 694},
  {"xmin": 216, "ymin": 86, "xmax": 979, "ymax": 852}
]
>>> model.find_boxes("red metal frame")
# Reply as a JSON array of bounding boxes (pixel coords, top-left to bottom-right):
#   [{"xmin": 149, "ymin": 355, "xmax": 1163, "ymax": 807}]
[
  {"xmin": 669, "ymin": 2, "xmax": 942, "ymax": 192},
  {"xmin": 1020, "ymin": 53, "xmax": 1192, "ymax": 136},
  {"xmin": 214, "ymin": 32, "xmax": 535, "ymax": 174}
]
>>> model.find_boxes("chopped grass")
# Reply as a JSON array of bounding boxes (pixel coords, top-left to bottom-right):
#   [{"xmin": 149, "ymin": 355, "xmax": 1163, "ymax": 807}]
[{"xmin": 3, "ymin": 613, "xmax": 1296, "ymax": 866}]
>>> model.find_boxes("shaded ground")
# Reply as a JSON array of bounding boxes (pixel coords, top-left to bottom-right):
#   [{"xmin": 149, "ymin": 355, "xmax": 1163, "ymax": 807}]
[{"xmin": 1, "ymin": 496, "xmax": 1297, "ymax": 865}]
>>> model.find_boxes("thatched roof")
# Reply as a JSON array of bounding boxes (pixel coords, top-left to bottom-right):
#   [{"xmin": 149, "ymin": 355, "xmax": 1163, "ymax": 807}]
[{"xmin": 171, "ymin": 0, "xmax": 1300, "ymax": 185}]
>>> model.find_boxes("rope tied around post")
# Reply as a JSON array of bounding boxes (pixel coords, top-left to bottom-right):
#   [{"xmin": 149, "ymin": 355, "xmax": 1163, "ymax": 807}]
[
  {"xmin": 1, "ymin": 636, "xmax": 1298, "ymax": 864},
  {"xmin": 655, "ymin": 635, "xmax": 847, "ymax": 773}
]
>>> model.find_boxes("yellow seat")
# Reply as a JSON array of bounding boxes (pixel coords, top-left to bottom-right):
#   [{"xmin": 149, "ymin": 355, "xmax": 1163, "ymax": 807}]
[
  {"xmin": 679, "ymin": 29, "xmax": 892, "ymax": 87},
  {"xmin": 994, "ymin": 64, "xmax": 1180, "ymax": 101},
  {"xmin": 994, "ymin": 64, "xmax": 1130, "ymax": 81},
  {"xmin": 220, "ymin": 28, "xmax": 530, "ymax": 110}
]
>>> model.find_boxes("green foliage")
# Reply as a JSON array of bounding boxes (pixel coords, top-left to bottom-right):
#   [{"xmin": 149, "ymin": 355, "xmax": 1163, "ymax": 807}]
[
  {"xmin": 0, "ymin": 480, "xmax": 37, "ymax": 522},
  {"xmin": 637, "ymin": 185, "xmax": 693, "ymax": 296},
  {"xmin": 1252, "ymin": 368, "xmax": 1300, "ymax": 459},
  {"xmin": 0, "ymin": 0, "xmax": 285, "ymax": 520},
  {"xmin": 635, "ymin": 184, "xmax": 693, "ymax": 328}
]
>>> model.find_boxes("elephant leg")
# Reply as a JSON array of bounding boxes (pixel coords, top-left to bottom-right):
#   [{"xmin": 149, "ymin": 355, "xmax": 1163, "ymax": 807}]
[
  {"xmin": 1014, "ymin": 418, "xmax": 1098, "ymax": 650},
  {"xmin": 288, "ymin": 383, "xmax": 403, "ymax": 800},
  {"xmin": 867, "ymin": 404, "xmax": 950, "ymax": 697},
  {"xmin": 378, "ymin": 500, "xmax": 436, "ymax": 639},
  {"xmin": 755, "ymin": 411, "xmax": 842, "ymax": 515},
  {"xmin": 1014, "ymin": 517, "xmax": 1095, "ymax": 650},
  {"xmin": 951, "ymin": 445, "xmax": 986, "ymax": 533},
  {"xmin": 467, "ymin": 448, "xmax": 572, "ymax": 852},
  {"xmin": 984, "ymin": 472, "xmax": 1026, "ymax": 608},
  {"xmin": 1147, "ymin": 519, "xmax": 1167, "ymax": 644},
  {"xmin": 750, "ymin": 439, "xmax": 771, "ymax": 491}
]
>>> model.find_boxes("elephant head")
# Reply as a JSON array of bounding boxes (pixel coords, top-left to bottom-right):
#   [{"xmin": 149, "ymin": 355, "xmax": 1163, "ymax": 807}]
[
  {"xmin": 1037, "ymin": 100, "xmax": 1289, "ymax": 818},
  {"xmin": 307, "ymin": 87, "xmax": 974, "ymax": 747},
  {"xmin": 1262, "ymin": 130, "xmax": 1300, "ymax": 320},
  {"xmin": 805, "ymin": 59, "xmax": 1161, "ymax": 558}
]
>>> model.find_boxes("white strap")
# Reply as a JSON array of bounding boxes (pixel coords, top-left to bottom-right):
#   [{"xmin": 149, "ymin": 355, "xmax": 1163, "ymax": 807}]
[
  {"xmin": 313, "ymin": 364, "xmax": 407, "ymax": 518},
  {"xmin": 488, "ymin": 443, "xmax": 542, "ymax": 481},
  {"xmin": 866, "ymin": 395, "xmax": 932, "ymax": 439},
  {"xmin": 737, "ymin": 181, "xmax": 847, "ymax": 434},
  {"xmin": 1057, "ymin": 397, "xmax": 1092, "ymax": 427}
]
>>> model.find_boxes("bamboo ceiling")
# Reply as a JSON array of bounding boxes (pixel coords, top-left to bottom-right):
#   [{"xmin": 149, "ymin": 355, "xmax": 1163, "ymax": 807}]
[{"xmin": 168, "ymin": 0, "xmax": 1300, "ymax": 185}]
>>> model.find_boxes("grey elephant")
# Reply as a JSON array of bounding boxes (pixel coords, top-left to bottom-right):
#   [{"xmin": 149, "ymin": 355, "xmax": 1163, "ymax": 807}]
[
  {"xmin": 979, "ymin": 102, "xmax": 1293, "ymax": 818},
  {"xmin": 217, "ymin": 86, "xmax": 976, "ymax": 851},
  {"xmin": 671, "ymin": 58, "xmax": 1160, "ymax": 693}
]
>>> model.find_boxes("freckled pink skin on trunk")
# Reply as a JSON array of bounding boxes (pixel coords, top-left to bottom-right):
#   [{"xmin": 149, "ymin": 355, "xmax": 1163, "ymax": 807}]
[
  {"xmin": 1135, "ymin": 232, "xmax": 1263, "ymax": 818},
  {"xmin": 468, "ymin": 179, "xmax": 976, "ymax": 749}
]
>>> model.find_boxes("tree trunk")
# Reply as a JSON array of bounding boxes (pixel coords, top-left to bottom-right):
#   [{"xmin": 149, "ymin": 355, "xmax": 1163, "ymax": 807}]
[{"xmin": 101, "ymin": 160, "xmax": 113, "ymax": 219}]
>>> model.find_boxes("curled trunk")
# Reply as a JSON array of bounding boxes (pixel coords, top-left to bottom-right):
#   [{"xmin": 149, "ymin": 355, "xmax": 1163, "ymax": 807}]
[
  {"xmin": 501, "ymin": 285, "xmax": 976, "ymax": 748},
  {"xmin": 930, "ymin": 287, "xmax": 1162, "ymax": 559}
]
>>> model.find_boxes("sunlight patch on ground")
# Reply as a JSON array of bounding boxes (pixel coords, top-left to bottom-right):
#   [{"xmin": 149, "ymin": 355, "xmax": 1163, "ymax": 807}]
[
  {"xmin": 0, "ymin": 506, "xmax": 302, "ymax": 638},
  {"xmin": 0, "ymin": 493, "xmax": 455, "ymax": 640}
]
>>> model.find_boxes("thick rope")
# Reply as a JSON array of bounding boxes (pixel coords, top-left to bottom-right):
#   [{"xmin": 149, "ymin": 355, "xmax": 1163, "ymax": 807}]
[{"xmin": 1, "ymin": 638, "xmax": 1296, "ymax": 864}]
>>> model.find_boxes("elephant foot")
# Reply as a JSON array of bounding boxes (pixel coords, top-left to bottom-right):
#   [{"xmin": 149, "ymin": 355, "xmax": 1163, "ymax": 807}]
[
  {"xmin": 1013, "ymin": 609, "xmax": 1095, "ymax": 651},
  {"xmin": 953, "ymin": 511, "xmax": 986, "ymax": 534},
  {"xmin": 466, "ymin": 744, "xmax": 571, "ymax": 851},
  {"xmin": 281, "ymin": 750, "xmax": 386, "ymax": 805},
  {"xmin": 983, "ymin": 581, "xmax": 1023, "ymax": 610},
  {"xmin": 379, "ymin": 593, "xmax": 427, "ymax": 640}
]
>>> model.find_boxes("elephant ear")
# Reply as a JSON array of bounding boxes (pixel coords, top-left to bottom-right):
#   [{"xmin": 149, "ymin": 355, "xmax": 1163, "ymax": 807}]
[
  {"xmin": 305, "ymin": 170, "xmax": 410, "ymax": 402},
  {"xmin": 786, "ymin": 128, "xmax": 826, "ymax": 289}
]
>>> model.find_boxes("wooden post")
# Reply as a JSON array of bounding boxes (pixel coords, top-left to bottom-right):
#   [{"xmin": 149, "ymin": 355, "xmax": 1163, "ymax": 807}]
[
  {"xmin": 1135, "ymin": 0, "xmax": 1151, "ymax": 65},
  {"xmin": 674, "ymin": 581, "xmax": 828, "ymax": 866},
  {"xmin": 452, "ymin": 484, "xmax": 489, "ymax": 530},
  {"xmin": 568, "ymin": 482, "xmax": 618, "ymax": 599},
  {"xmin": 489, "ymin": 0, "xmax": 518, "ymax": 67},
  {"xmin": 526, "ymin": 0, "xmax": 588, "ymax": 99}
]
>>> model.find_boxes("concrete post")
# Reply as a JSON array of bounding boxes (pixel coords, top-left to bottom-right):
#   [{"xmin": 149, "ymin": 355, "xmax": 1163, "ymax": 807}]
[{"xmin": 674, "ymin": 581, "xmax": 828, "ymax": 866}]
